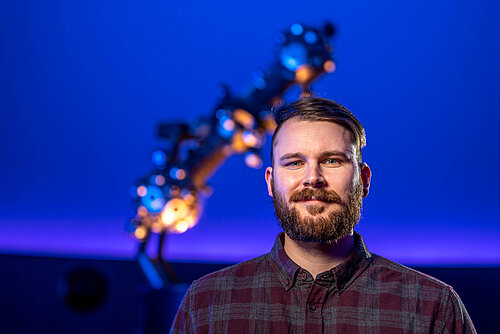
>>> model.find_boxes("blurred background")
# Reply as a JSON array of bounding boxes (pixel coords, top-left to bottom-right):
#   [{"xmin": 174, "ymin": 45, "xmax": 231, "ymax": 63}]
[{"xmin": 1, "ymin": 0, "xmax": 499, "ymax": 333}]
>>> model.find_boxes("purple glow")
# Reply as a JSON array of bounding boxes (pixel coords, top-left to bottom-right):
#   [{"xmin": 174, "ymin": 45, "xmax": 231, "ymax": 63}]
[{"xmin": 1, "ymin": 217, "xmax": 498, "ymax": 266}]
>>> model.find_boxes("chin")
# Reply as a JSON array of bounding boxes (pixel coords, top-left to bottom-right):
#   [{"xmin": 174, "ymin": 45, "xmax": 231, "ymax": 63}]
[{"xmin": 299, "ymin": 209, "xmax": 327, "ymax": 218}]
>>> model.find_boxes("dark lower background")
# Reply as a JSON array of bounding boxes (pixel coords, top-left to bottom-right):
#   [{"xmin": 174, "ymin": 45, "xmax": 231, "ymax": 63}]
[{"xmin": 0, "ymin": 254, "xmax": 497, "ymax": 334}]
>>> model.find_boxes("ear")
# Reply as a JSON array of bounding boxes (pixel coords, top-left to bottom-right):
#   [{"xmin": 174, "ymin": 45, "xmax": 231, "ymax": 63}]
[
  {"xmin": 265, "ymin": 167, "xmax": 274, "ymax": 198},
  {"xmin": 360, "ymin": 163, "xmax": 372, "ymax": 197}
]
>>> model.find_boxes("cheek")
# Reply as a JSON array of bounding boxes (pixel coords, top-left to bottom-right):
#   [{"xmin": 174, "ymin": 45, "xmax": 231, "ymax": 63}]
[
  {"xmin": 274, "ymin": 171, "xmax": 302, "ymax": 195},
  {"xmin": 325, "ymin": 169, "xmax": 358, "ymax": 194}
]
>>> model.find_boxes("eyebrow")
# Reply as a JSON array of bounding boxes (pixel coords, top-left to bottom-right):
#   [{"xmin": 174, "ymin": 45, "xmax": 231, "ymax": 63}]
[{"xmin": 279, "ymin": 150, "xmax": 353, "ymax": 163}]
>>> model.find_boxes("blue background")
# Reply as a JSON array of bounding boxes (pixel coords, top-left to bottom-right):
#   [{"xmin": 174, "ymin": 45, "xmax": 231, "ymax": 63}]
[{"xmin": 1, "ymin": 0, "xmax": 499, "ymax": 265}]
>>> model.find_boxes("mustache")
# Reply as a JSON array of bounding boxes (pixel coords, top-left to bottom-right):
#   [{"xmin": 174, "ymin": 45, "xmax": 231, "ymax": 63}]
[{"xmin": 289, "ymin": 188, "xmax": 342, "ymax": 203}]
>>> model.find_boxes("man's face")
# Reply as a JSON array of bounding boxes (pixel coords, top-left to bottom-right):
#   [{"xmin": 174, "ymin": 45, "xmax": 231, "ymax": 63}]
[{"xmin": 265, "ymin": 119, "xmax": 371, "ymax": 244}]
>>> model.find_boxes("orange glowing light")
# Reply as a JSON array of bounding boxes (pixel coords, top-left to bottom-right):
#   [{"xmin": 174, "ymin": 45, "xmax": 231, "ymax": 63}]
[
  {"xmin": 242, "ymin": 131, "xmax": 258, "ymax": 147},
  {"xmin": 137, "ymin": 186, "xmax": 147, "ymax": 197},
  {"xmin": 233, "ymin": 109, "xmax": 255, "ymax": 129},
  {"xmin": 183, "ymin": 193, "xmax": 195, "ymax": 203},
  {"xmin": 183, "ymin": 213, "xmax": 198, "ymax": 228},
  {"xmin": 137, "ymin": 206, "xmax": 148, "ymax": 217},
  {"xmin": 155, "ymin": 175, "xmax": 165, "ymax": 186},
  {"xmin": 161, "ymin": 209, "xmax": 176, "ymax": 226},
  {"xmin": 175, "ymin": 221, "xmax": 189, "ymax": 233},
  {"xmin": 175, "ymin": 169, "xmax": 186, "ymax": 180},
  {"xmin": 261, "ymin": 112, "xmax": 277, "ymax": 133},
  {"xmin": 231, "ymin": 131, "xmax": 247, "ymax": 152},
  {"xmin": 161, "ymin": 198, "xmax": 189, "ymax": 228},
  {"xmin": 167, "ymin": 198, "xmax": 188, "ymax": 217},
  {"xmin": 245, "ymin": 153, "xmax": 263, "ymax": 169},
  {"xmin": 222, "ymin": 118, "xmax": 235, "ymax": 131},
  {"xmin": 323, "ymin": 60, "xmax": 336, "ymax": 73},
  {"xmin": 134, "ymin": 226, "xmax": 147, "ymax": 240},
  {"xmin": 295, "ymin": 65, "xmax": 314, "ymax": 83}
]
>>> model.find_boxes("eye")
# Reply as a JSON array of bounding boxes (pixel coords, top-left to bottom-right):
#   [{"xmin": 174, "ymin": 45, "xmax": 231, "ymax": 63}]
[
  {"xmin": 323, "ymin": 158, "xmax": 341, "ymax": 165},
  {"xmin": 285, "ymin": 160, "xmax": 304, "ymax": 168}
]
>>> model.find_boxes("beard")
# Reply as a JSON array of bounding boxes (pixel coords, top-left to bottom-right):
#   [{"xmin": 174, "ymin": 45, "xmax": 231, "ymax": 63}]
[{"xmin": 271, "ymin": 179, "xmax": 363, "ymax": 244}]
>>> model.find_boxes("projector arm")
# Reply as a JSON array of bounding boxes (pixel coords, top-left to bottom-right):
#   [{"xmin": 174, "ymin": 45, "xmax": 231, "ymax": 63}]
[{"xmin": 127, "ymin": 22, "xmax": 337, "ymax": 288}]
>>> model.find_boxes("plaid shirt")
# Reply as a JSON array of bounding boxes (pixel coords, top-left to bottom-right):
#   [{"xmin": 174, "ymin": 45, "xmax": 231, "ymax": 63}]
[{"xmin": 171, "ymin": 232, "xmax": 476, "ymax": 333}]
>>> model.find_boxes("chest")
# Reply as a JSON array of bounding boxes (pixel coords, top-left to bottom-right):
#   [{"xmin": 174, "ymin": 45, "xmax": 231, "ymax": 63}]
[{"xmin": 192, "ymin": 280, "xmax": 435, "ymax": 334}]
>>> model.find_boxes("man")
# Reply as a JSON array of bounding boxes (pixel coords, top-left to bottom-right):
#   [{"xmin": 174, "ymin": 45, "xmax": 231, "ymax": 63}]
[{"xmin": 171, "ymin": 97, "xmax": 476, "ymax": 333}]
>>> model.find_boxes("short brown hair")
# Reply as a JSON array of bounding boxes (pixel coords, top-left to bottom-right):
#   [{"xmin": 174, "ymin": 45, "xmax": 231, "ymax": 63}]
[{"xmin": 270, "ymin": 97, "xmax": 366, "ymax": 164}]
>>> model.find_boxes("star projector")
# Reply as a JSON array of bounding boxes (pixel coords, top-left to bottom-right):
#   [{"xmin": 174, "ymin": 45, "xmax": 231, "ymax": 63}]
[
  {"xmin": 128, "ymin": 22, "xmax": 337, "ymax": 288},
  {"xmin": 130, "ymin": 177, "xmax": 201, "ymax": 237}
]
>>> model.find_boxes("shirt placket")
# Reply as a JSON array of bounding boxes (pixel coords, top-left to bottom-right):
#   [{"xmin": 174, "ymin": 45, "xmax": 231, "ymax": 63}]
[{"xmin": 304, "ymin": 280, "xmax": 330, "ymax": 334}]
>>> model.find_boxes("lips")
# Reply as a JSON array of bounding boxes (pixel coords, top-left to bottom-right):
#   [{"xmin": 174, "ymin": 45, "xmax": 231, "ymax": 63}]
[{"xmin": 298, "ymin": 197, "xmax": 328, "ymax": 202}]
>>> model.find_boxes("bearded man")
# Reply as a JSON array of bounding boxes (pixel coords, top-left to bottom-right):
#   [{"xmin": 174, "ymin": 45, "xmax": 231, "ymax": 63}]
[{"xmin": 171, "ymin": 97, "xmax": 476, "ymax": 333}]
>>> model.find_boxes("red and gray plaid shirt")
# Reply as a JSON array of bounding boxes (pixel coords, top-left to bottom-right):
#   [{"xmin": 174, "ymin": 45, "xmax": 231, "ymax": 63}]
[{"xmin": 171, "ymin": 232, "xmax": 476, "ymax": 333}]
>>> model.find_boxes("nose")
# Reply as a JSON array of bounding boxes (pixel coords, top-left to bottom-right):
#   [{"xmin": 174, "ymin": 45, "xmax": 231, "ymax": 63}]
[{"xmin": 302, "ymin": 164, "xmax": 326, "ymax": 188}]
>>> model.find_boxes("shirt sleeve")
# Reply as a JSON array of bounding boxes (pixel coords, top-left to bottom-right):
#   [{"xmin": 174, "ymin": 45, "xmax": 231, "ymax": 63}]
[
  {"xmin": 170, "ymin": 285, "xmax": 195, "ymax": 334},
  {"xmin": 435, "ymin": 286, "xmax": 476, "ymax": 334}
]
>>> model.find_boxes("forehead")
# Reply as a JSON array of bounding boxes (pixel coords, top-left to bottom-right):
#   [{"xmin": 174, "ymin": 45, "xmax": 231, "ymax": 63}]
[{"xmin": 274, "ymin": 120, "xmax": 355, "ymax": 157}]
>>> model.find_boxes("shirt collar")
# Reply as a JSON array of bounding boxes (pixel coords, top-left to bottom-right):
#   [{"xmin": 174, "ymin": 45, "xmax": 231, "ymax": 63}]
[{"xmin": 269, "ymin": 232, "xmax": 372, "ymax": 292}]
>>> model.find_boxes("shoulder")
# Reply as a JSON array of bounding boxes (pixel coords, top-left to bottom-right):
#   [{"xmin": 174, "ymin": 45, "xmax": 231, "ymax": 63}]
[
  {"xmin": 186, "ymin": 252, "xmax": 273, "ymax": 299},
  {"xmin": 370, "ymin": 253, "xmax": 451, "ymax": 290},
  {"xmin": 366, "ymin": 255, "xmax": 476, "ymax": 333},
  {"xmin": 172, "ymin": 253, "xmax": 284, "ymax": 332},
  {"xmin": 359, "ymin": 253, "xmax": 457, "ymax": 308},
  {"xmin": 195, "ymin": 252, "xmax": 270, "ymax": 283},
  {"xmin": 171, "ymin": 257, "xmax": 271, "ymax": 333}
]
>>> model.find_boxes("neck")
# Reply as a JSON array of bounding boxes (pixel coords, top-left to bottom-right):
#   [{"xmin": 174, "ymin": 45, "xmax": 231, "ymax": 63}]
[{"xmin": 283, "ymin": 232, "xmax": 355, "ymax": 279}]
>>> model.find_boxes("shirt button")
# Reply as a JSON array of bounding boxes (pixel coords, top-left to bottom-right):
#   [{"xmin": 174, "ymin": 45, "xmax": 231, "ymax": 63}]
[{"xmin": 308, "ymin": 303, "xmax": 317, "ymax": 311}]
